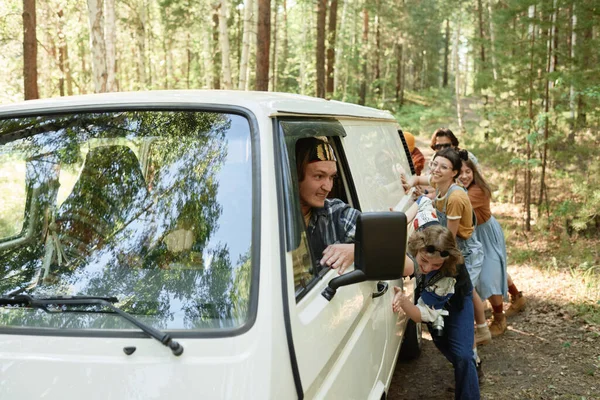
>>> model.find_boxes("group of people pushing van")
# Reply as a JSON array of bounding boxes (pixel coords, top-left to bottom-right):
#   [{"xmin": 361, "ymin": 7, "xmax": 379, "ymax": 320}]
[{"xmin": 295, "ymin": 129, "xmax": 526, "ymax": 400}]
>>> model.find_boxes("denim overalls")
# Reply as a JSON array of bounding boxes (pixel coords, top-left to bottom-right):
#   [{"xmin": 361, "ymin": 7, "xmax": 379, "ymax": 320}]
[{"xmin": 436, "ymin": 184, "xmax": 484, "ymax": 287}]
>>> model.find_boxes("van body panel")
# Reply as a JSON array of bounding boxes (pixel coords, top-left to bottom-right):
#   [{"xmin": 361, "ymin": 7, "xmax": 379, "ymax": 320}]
[
  {"xmin": 0, "ymin": 92, "xmax": 418, "ymax": 399},
  {"xmin": 288, "ymin": 266, "xmax": 389, "ymax": 399},
  {"xmin": 0, "ymin": 331, "xmax": 276, "ymax": 399},
  {"xmin": 0, "ymin": 91, "xmax": 395, "ymax": 122}
]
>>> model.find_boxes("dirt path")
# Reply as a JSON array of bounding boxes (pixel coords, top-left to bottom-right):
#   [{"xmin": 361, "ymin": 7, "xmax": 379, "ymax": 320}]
[{"xmin": 388, "ymin": 258, "xmax": 600, "ymax": 400}]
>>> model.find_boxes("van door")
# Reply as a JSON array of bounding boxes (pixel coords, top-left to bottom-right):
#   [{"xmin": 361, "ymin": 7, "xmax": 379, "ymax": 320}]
[
  {"xmin": 275, "ymin": 119, "xmax": 389, "ymax": 399},
  {"xmin": 340, "ymin": 120, "xmax": 417, "ymax": 383}
]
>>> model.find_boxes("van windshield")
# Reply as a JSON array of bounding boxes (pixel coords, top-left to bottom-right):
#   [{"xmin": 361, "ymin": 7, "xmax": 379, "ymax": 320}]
[{"xmin": 0, "ymin": 110, "xmax": 254, "ymax": 331}]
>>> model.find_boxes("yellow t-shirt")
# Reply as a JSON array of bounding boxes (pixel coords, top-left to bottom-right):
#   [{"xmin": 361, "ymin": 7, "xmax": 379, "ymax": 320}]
[{"xmin": 434, "ymin": 186, "xmax": 474, "ymax": 240}]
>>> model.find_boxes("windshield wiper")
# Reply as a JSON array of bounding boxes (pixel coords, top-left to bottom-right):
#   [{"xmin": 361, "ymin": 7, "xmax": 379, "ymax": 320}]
[{"xmin": 0, "ymin": 294, "xmax": 183, "ymax": 356}]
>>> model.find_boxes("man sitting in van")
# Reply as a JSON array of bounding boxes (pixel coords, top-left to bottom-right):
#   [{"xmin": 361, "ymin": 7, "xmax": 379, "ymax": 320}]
[{"xmin": 296, "ymin": 137, "xmax": 360, "ymax": 275}]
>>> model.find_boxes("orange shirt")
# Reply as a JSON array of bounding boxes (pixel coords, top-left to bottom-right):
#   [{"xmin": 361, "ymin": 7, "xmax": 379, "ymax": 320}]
[
  {"xmin": 411, "ymin": 148, "xmax": 426, "ymax": 176},
  {"xmin": 434, "ymin": 186, "xmax": 474, "ymax": 240},
  {"xmin": 467, "ymin": 184, "xmax": 491, "ymax": 225}
]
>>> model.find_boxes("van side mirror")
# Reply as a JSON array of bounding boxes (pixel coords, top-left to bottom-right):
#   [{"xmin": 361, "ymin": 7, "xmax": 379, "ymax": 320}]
[{"xmin": 321, "ymin": 212, "xmax": 407, "ymax": 301}]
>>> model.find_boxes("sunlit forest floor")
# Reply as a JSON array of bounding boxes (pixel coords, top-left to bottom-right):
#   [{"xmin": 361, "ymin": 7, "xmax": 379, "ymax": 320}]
[{"xmin": 389, "ymin": 90, "xmax": 599, "ymax": 399}]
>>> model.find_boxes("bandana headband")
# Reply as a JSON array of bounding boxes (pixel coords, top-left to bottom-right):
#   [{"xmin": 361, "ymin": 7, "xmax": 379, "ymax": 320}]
[{"xmin": 308, "ymin": 141, "xmax": 337, "ymax": 163}]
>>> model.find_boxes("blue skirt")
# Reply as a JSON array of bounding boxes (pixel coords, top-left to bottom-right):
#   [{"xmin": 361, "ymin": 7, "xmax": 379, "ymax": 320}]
[{"xmin": 474, "ymin": 216, "xmax": 508, "ymax": 300}]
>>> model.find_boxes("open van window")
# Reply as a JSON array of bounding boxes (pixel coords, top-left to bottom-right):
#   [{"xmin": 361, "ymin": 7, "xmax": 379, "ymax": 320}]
[
  {"xmin": 0, "ymin": 111, "xmax": 256, "ymax": 332},
  {"xmin": 278, "ymin": 119, "xmax": 360, "ymax": 299}
]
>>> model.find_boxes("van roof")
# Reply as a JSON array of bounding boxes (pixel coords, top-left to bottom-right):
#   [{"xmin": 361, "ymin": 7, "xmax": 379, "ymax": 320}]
[{"xmin": 0, "ymin": 90, "xmax": 396, "ymax": 121}]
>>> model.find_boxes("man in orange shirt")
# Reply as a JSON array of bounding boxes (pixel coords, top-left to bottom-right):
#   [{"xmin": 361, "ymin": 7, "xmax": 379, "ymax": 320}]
[{"xmin": 403, "ymin": 131, "xmax": 425, "ymax": 176}]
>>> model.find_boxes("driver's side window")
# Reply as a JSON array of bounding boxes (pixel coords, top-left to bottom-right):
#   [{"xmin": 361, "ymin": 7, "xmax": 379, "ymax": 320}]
[{"xmin": 279, "ymin": 119, "xmax": 357, "ymax": 300}]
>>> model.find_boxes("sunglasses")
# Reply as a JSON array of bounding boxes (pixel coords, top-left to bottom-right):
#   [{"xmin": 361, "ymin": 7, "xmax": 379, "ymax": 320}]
[
  {"xmin": 433, "ymin": 143, "xmax": 452, "ymax": 150},
  {"xmin": 424, "ymin": 245, "xmax": 449, "ymax": 257}
]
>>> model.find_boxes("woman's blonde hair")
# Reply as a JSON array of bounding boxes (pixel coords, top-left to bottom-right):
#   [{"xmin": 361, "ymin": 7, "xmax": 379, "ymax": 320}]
[{"xmin": 407, "ymin": 225, "xmax": 464, "ymax": 277}]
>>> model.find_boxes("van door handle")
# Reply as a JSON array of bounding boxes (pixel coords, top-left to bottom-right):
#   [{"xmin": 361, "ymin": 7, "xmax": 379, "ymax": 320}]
[{"xmin": 372, "ymin": 281, "xmax": 388, "ymax": 299}]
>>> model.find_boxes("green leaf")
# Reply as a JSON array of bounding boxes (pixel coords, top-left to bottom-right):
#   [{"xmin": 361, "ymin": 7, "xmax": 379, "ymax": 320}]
[{"xmin": 526, "ymin": 132, "xmax": 538, "ymax": 144}]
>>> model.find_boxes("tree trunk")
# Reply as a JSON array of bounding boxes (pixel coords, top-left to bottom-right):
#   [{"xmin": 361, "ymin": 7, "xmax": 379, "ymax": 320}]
[
  {"xmin": 538, "ymin": 0, "xmax": 556, "ymax": 212},
  {"xmin": 374, "ymin": 1, "xmax": 381, "ymax": 97},
  {"xmin": 316, "ymin": 0, "xmax": 326, "ymax": 98},
  {"xmin": 135, "ymin": 0, "xmax": 147, "ymax": 90},
  {"xmin": 576, "ymin": 23, "xmax": 592, "ymax": 128},
  {"xmin": 23, "ymin": 0, "xmax": 39, "ymax": 100},
  {"xmin": 568, "ymin": 3, "xmax": 576, "ymax": 141},
  {"xmin": 202, "ymin": 15, "xmax": 214, "ymax": 89},
  {"xmin": 326, "ymin": 0, "xmax": 338, "ymax": 98},
  {"xmin": 57, "ymin": 9, "xmax": 70, "ymax": 96},
  {"xmin": 239, "ymin": 0, "xmax": 254, "ymax": 90},
  {"xmin": 358, "ymin": 8, "xmax": 368, "ymax": 105},
  {"xmin": 270, "ymin": 0, "xmax": 278, "ymax": 91},
  {"xmin": 212, "ymin": 7, "xmax": 221, "ymax": 89},
  {"xmin": 255, "ymin": 0, "xmax": 270, "ymax": 91},
  {"xmin": 87, "ymin": 0, "xmax": 107, "ymax": 93},
  {"xmin": 454, "ymin": 12, "xmax": 465, "ymax": 134},
  {"xmin": 442, "ymin": 19, "xmax": 449, "ymax": 88},
  {"xmin": 281, "ymin": 0, "xmax": 288, "ymax": 89},
  {"xmin": 525, "ymin": 4, "xmax": 536, "ymax": 232},
  {"xmin": 487, "ymin": 0, "xmax": 498, "ymax": 80},
  {"xmin": 104, "ymin": 0, "xmax": 117, "ymax": 91},
  {"xmin": 334, "ymin": 0, "xmax": 348, "ymax": 96},
  {"xmin": 477, "ymin": 0, "xmax": 486, "ymax": 65},
  {"xmin": 219, "ymin": 0, "xmax": 233, "ymax": 89},
  {"xmin": 186, "ymin": 31, "xmax": 191, "ymax": 89},
  {"xmin": 395, "ymin": 41, "xmax": 403, "ymax": 104}
]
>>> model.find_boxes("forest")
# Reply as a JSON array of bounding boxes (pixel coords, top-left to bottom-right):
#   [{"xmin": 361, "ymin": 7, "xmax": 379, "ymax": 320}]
[{"xmin": 3, "ymin": 0, "xmax": 600, "ymax": 274}]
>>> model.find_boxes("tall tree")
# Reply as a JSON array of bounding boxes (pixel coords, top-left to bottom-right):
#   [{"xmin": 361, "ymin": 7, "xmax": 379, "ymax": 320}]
[
  {"xmin": 238, "ymin": 0, "xmax": 254, "ymax": 90},
  {"xmin": 538, "ymin": 0, "xmax": 557, "ymax": 212},
  {"xmin": 442, "ymin": 18, "xmax": 449, "ymax": 88},
  {"xmin": 87, "ymin": 0, "xmax": 107, "ymax": 93},
  {"xmin": 315, "ymin": 0, "xmax": 326, "ymax": 98},
  {"xmin": 454, "ymin": 11, "xmax": 465, "ymax": 134},
  {"xmin": 56, "ymin": 9, "xmax": 73, "ymax": 96},
  {"xmin": 395, "ymin": 40, "xmax": 404, "ymax": 104},
  {"xmin": 358, "ymin": 8, "xmax": 368, "ymax": 105},
  {"xmin": 23, "ymin": 0, "xmax": 39, "ymax": 100},
  {"xmin": 270, "ymin": 0, "xmax": 278, "ymax": 91},
  {"xmin": 255, "ymin": 0, "xmax": 270, "ymax": 90},
  {"xmin": 218, "ymin": 0, "xmax": 232, "ymax": 89},
  {"xmin": 568, "ymin": 2, "xmax": 576, "ymax": 140},
  {"xmin": 486, "ymin": 0, "xmax": 498, "ymax": 80},
  {"xmin": 524, "ymin": 4, "xmax": 536, "ymax": 232},
  {"xmin": 325, "ymin": 0, "xmax": 338, "ymax": 98},
  {"xmin": 134, "ymin": 0, "xmax": 147, "ymax": 90},
  {"xmin": 104, "ymin": 0, "xmax": 117, "ymax": 91},
  {"xmin": 211, "ymin": 5, "xmax": 221, "ymax": 89},
  {"xmin": 374, "ymin": 3, "xmax": 381, "ymax": 97}
]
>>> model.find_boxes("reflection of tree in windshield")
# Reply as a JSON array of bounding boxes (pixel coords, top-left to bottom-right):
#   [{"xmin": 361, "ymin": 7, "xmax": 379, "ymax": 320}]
[{"xmin": 0, "ymin": 111, "xmax": 254, "ymax": 330}]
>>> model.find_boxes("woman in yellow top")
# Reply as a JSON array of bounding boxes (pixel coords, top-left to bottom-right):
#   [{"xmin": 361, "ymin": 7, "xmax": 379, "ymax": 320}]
[{"xmin": 405, "ymin": 147, "xmax": 491, "ymax": 346}]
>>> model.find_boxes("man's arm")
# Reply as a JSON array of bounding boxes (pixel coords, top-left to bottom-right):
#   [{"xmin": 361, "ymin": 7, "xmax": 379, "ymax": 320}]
[{"xmin": 320, "ymin": 200, "xmax": 359, "ymax": 274}]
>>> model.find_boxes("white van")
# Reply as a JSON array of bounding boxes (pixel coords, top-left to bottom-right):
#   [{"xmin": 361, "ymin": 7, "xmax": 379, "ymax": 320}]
[{"xmin": 0, "ymin": 91, "xmax": 420, "ymax": 399}]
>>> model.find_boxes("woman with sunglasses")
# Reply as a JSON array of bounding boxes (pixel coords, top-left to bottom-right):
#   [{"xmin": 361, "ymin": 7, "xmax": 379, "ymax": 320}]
[
  {"xmin": 459, "ymin": 154, "xmax": 526, "ymax": 336},
  {"xmin": 393, "ymin": 222, "xmax": 480, "ymax": 399},
  {"xmin": 404, "ymin": 147, "xmax": 491, "ymax": 346}
]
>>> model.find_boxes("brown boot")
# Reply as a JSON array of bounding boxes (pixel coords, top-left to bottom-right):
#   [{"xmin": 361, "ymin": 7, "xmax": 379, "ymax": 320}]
[
  {"xmin": 505, "ymin": 292, "xmax": 526, "ymax": 317},
  {"xmin": 489, "ymin": 312, "xmax": 507, "ymax": 336}
]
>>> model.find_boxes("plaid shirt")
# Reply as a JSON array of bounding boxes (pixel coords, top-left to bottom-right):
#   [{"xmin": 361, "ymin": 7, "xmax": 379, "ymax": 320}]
[{"xmin": 306, "ymin": 199, "xmax": 360, "ymax": 258}]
